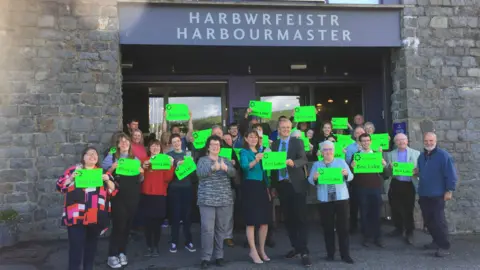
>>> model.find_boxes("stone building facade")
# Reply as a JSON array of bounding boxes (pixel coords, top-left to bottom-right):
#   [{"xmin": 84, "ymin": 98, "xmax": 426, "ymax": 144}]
[{"xmin": 0, "ymin": 0, "xmax": 479, "ymax": 240}]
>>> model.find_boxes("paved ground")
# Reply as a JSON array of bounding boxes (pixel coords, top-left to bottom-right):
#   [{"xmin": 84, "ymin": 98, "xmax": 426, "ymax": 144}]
[{"xmin": 1, "ymin": 223, "xmax": 480, "ymax": 270}]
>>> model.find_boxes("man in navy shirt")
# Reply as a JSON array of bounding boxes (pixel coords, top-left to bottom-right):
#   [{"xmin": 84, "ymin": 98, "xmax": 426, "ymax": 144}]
[{"xmin": 416, "ymin": 132, "xmax": 457, "ymax": 257}]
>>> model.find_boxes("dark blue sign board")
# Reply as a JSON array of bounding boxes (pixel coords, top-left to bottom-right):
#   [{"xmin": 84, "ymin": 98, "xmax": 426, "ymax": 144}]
[
  {"xmin": 119, "ymin": 4, "xmax": 401, "ymax": 47},
  {"xmin": 393, "ymin": 122, "xmax": 407, "ymax": 136}
]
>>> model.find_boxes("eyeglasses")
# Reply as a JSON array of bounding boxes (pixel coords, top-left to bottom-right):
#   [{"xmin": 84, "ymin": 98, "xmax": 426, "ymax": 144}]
[{"xmin": 322, "ymin": 148, "xmax": 334, "ymax": 152}]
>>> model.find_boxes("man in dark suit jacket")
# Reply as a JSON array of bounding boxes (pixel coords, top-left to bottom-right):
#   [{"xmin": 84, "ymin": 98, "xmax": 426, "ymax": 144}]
[{"xmin": 270, "ymin": 119, "xmax": 311, "ymax": 267}]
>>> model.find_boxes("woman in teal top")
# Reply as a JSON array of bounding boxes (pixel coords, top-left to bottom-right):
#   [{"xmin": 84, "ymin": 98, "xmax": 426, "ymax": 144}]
[{"xmin": 239, "ymin": 130, "xmax": 271, "ymax": 264}]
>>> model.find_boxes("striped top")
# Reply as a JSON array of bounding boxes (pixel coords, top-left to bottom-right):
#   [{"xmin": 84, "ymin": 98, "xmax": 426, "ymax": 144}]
[{"xmin": 196, "ymin": 156, "xmax": 236, "ymax": 207}]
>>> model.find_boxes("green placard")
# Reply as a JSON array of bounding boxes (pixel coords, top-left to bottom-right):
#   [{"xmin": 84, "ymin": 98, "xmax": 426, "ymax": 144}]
[
  {"xmin": 219, "ymin": 148, "xmax": 233, "ymax": 160},
  {"xmin": 150, "ymin": 154, "xmax": 172, "ymax": 170},
  {"xmin": 392, "ymin": 162, "xmax": 414, "ymax": 177},
  {"xmin": 175, "ymin": 156, "xmax": 196, "ymax": 180},
  {"xmin": 193, "ymin": 129, "xmax": 212, "ymax": 149},
  {"xmin": 336, "ymin": 134, "xmax": 355, "ymax": 148},
  {"xmin": 317, "ymin": 167, "xmax": 343, "ymax": 185},
  {"xmin": 166, "ymin": 104, "xmax": 190, "ymax": 121},
  {"xmin": 233, "ymin": 148, "xmax": 242, "ymax": 160},
  {"xmin": 294, "ymin": 106, "xmax": 316, "ymax": 122},
  {"xmin": 353, "ymin": 152, "xmax": 383, "ymax": 173},
  {"xmin": 116, "ymin": 158, "xmax": 141, "ymax": 176},
  {"xmin": 371, "ymin": 133, "xmax": 390, "ymax": 151},
  {"xmin": 331, "ymin": 117, "xmax": 349, "ymax": 130},
  {"xmin": 300, "ymin": 133, "xmax": 310, "ymax": 152},
  {"xmin": 109, "ymin": 147, "xmax": 116, "ymax": 154},
  {"xmin": 75, "ymin": 169, "xmax": 103, "ymax": 188},
  {"xmin": 262, "ymin": 152, "xmax": 287, "ymax": 170},
  {"xmin": 333, "ymin": 142, "xmax": 346, "ymax": 159},
  {"xmin": 317, "ymin": 155, "xmax": 324, "ymax": 161},
  {"xmin": 249, "ymin": 100, "xmax": 272, "ymax": 119},
  {"xmin": 262, "ymin": 135, "xmax": 269, "ymax": 148}
]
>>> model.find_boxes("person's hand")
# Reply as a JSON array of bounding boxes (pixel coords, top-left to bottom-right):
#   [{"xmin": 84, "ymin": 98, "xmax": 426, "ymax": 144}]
[
  {"xmin": 444, "ymin": 191, "xmax": 452, "ymax": 201},
  {"xmin": 270, "ymin": 188, "xmax": 277, "ymax": 198},
  {"xmin": 343, "ymin": 148, "xmax": 347, "ymax": 154},
  {"xmin": 255, "ymin": 153, "xmax": 264, "ymax": 162},
  {"xmin": 286, "ymin": 159, "xmax": 294, "ymax": 167},
  {"xmin": 316, "ymin": 150, "xmax": 321, "ymax": 157},
  {"xmin": 139, "ymin": 167, "xmax": 144, "ymax": 174},
  {"xmin": 413, "ymin": 168, "xmax": 419, "ymax": 175},
  {"xmin": 313, "ymin": 172, "xmax": 319, "ymax": 181},
  {"xmin": 170, "ymin": 156, "xmax": 174, "ymax": 166},
  {"xmin": 378, "ymin": 146, "xmax": 383, "ymax": 152},
  {"xmin": 328, "ymin": 137, "xmax": 335, "ymax": 142},
  {"xmin": 342, "ymin": 169, "xmax": 349, "ymax": 176},
  {"xmin": 111, "ymin": 162, "xmax": 118, "ymax": 170},
  {"xmin": 220, "ymin": 159, "xmax": 228, "ymax": 171},
  {"xmin": 231, "ymin": 160, "xmax": 236, "ymax": 166},
  {"xmin": 189, "ymin": 110, "xmax": 192, "ymax": 119},
  {"xmin": 309, "ymin": 144, "xmax": 313, "ymax": 151},
  {"xmin": 351, "ymin": 161, "xmax": 356, "ymax": 168},
  {"xmin": 269, "ymin": 140, "xmax": 273, "ymax": 146},
  {"xmin": 291, "ymin": 109, "xmax": 295, "ymax": 117},
  {"xmin": 143, "ymin": 160, "xmax": 151, "ymax": 169},
  {"xmin": 177, "ymin": 160, "xmax": 184, "ymax": 167},
  {"xmin": 65, "ymin": 172, "xmax": 76, "ymax": 185},
  {"xmin": 382, "ymin": 159, "xmax": 387, "ymax": 167},
  {"xmin": 213, "ymin": 160, "xmax": 221, "ymax": 171},
  {"xmin": 102, "ymin": 174, "xmax": 110, "ymax": 181}
]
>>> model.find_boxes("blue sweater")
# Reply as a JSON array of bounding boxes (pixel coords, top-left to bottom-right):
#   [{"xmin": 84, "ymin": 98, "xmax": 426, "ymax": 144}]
[{"xmin": 417, "ymin": 148, "xmax": 457, "ymax": 197}]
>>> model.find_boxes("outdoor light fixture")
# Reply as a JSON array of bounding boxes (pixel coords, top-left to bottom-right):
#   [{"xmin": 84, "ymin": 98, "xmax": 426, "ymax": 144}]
[
  {"xmin": 328, "ymin": 99, "xmax": 334, "ymax": 103},
  {"xmin": 290, "ymin": 63, "xmax": 307, "ymax": 70},
  {"xmin": 121, "ymin": 63, "xmax": 133, "ymax": 69},
  {"xmin": 344, "ymin": 99, "xmax": 349, "ymax": 104},
  {"xmin": 316, "ymin": 103, "xmax": 322, "ymax": 107}
]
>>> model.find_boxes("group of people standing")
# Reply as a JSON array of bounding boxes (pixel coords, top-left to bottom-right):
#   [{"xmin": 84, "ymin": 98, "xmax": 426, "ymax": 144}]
[{"xmin": 56, "ymin": 106, "xmax": 458, "ymax": 270}]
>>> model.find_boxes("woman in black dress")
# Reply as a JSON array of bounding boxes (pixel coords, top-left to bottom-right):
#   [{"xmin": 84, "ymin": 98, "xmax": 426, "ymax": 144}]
[{"xmin": 239, "ymin": 130, "xmax": 271, "ymax": 264}]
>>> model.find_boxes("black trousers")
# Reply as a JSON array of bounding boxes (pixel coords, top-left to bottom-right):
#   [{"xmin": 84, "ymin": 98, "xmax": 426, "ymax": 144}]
[
  {"xmin": 145, "ymin": 217, "xmax": 162, "ymax": 248},
  {"xmin": 419, "ymin": 196, "xmax": 450, "ymax": 250},
  {"xmin": 68, "ymin": 225, "xmax": 99, "ymax": 270},
  {"xmin": 319, "ymin": 200, "xmax": 350, "ymax": 258},
  {"xmin": 388, "ymin": 178, "xmax": 416, "ymax": 235},
  {"xmin": 108, "ymin": 197, "xmax": 139, "ymax": 256},
  {"xmin": 348, "ymin": 183, "xmax": 359, "ymax": 232},
  {"xmin": 169, "ymin": 187, "xmax": 193, "ymax": 245},
  {"xmin": 278, "ymin": 182, "xmax": 308, "ymax": 254}
]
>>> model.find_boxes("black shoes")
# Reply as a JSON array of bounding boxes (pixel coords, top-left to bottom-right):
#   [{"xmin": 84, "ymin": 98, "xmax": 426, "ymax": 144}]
[
  {"xmin": 405, "ymin": 234, "xmax": 414, "ymax": 245},
  {"xmin": 301, "ymin": 254, "xmax": 312, "ymax": 267},
  {"xmin": 200, "ymin": 260, "xmax": 209, "ymax": 269},
  {"xmin": 325, "ymin": 255, "xmax": 334, "ymax": 261},
  {"xmin": 215, "ymin": 258, "xmax": 226, "ymax": 267},
  {"xmin": 374, "ymin": 238, "xmax": 385, "ymax": 248},
  {"xmin": 342, "ymin": 256, "xmax": 355, "ymax": 264},
  {"xmin": 285, "ymin": 250, "xmax": 300, "ymax": 259}
]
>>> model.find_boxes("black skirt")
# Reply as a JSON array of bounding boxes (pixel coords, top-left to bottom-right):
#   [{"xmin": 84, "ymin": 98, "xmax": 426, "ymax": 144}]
[
  {"xmin": 242, "ymin": 180, "xmax": 272, "ymax": 226},
  {"xmin": 140, "ymin": 194, "xmax": 167, "ymax": 219}
]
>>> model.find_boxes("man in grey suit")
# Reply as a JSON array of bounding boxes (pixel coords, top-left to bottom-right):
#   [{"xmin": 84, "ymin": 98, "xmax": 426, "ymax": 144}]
[
  {"xmin": 270, "ymin": 119, "xmax": 310, "ymax": 267},
  {"xmin": 384, "ymin": 133, "xmax": 420, "ymax": 244}
]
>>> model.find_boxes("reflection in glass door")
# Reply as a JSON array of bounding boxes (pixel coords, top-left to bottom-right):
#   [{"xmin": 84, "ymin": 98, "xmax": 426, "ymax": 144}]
[{"xmin": 148, "ymin": 83, "xmax": 226, "ymax": 138}]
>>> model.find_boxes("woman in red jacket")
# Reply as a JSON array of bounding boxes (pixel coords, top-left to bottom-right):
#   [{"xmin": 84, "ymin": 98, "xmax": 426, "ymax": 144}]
[{"xmin": 141, "ymin": 139, "xmax": 175, "ymax": 256}]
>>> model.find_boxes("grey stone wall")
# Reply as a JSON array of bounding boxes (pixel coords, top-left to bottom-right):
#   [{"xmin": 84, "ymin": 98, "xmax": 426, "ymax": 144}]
[
  {"xmin": 0, "ymin": 0, "xmax": 122, "ymax": 240},
  {"xmin": 392, "ymin": 0, "xmax": 480, "ymax": 233}
]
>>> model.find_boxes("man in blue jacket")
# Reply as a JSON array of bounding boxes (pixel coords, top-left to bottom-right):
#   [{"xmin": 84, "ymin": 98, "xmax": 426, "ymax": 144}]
[{"xmin": 416, "ymin": 132, "xmax": 457, "ymax": 257}]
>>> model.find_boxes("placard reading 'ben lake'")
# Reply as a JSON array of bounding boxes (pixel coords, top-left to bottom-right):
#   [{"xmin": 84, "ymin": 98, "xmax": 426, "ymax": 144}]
[{"xmin": 119, "ymin": 5, "xmax": 401, "ymax": 47}]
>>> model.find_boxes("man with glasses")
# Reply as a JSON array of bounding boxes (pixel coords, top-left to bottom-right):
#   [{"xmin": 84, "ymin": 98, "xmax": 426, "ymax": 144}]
[
  {"xmin": 384, "ymin": 133, "xmax": 420, "ymax": 245},
  {"xmin": 270, "ymin": 119, "xmax": 311, "ymax": 267},
  {"xmin": 350, "ymin": 133, "xmax": 387, "ymax": 248},
  {"xmin": 228, "ymin": 123, "xmax": 243, "ymax": 148}
]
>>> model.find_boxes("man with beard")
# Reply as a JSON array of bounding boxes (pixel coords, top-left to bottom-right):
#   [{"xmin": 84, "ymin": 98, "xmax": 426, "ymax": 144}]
[{"xmin": 416, "ymin": 132, "xmax": 457, "ymax": 257}]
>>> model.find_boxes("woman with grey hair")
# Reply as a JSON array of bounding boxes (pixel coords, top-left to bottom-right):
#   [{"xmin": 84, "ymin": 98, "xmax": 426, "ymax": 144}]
[
  {"xmin": 308, "ymin": 140, "xmax": 354, "ymax": 264},
  {"xmin": 364, "ymin": 122, "xmax": 375, "ymax": 135}
]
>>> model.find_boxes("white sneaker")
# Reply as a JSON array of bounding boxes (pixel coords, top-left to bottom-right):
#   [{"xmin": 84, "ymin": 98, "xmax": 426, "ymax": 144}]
[
  {"xmin": 118, "ymin": 253, "xmax": 128, "ymax": 266},
  {"xmin": 107, "ymin": 256, "xmax": 122, "ymax": 269}
]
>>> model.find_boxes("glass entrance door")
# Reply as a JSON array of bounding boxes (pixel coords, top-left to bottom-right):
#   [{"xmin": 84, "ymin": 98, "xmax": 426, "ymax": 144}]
[{"xmin": 149, "ymin": 82, "xmax": 227, "ymax": 137}]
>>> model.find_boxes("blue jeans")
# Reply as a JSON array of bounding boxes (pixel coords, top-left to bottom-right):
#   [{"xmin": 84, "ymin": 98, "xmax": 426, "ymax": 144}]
[{"xmin": 357, "ymin": 186, "xmax": 382, "ymax": 240}]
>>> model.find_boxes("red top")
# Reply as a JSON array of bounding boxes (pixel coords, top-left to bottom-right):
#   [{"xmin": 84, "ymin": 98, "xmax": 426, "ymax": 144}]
[
  {"xmin": 142, "ymin": 167, "xmax": 175, "ymax": 196},
  {"xmin": 132, "ymin": 143, "xmax": 148, "ymax": 161}
]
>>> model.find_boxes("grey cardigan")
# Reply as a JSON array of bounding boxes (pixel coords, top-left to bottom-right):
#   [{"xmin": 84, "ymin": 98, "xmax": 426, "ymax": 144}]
[{"xmin": 196, "ymin": 156, "xmax": 236, "ymax": 207}]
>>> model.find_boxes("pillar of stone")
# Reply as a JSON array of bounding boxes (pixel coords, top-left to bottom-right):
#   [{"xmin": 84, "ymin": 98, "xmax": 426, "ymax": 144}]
[{"xmin": 0, "ymin": 0, "xmax": 122, "ymax": 240}]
